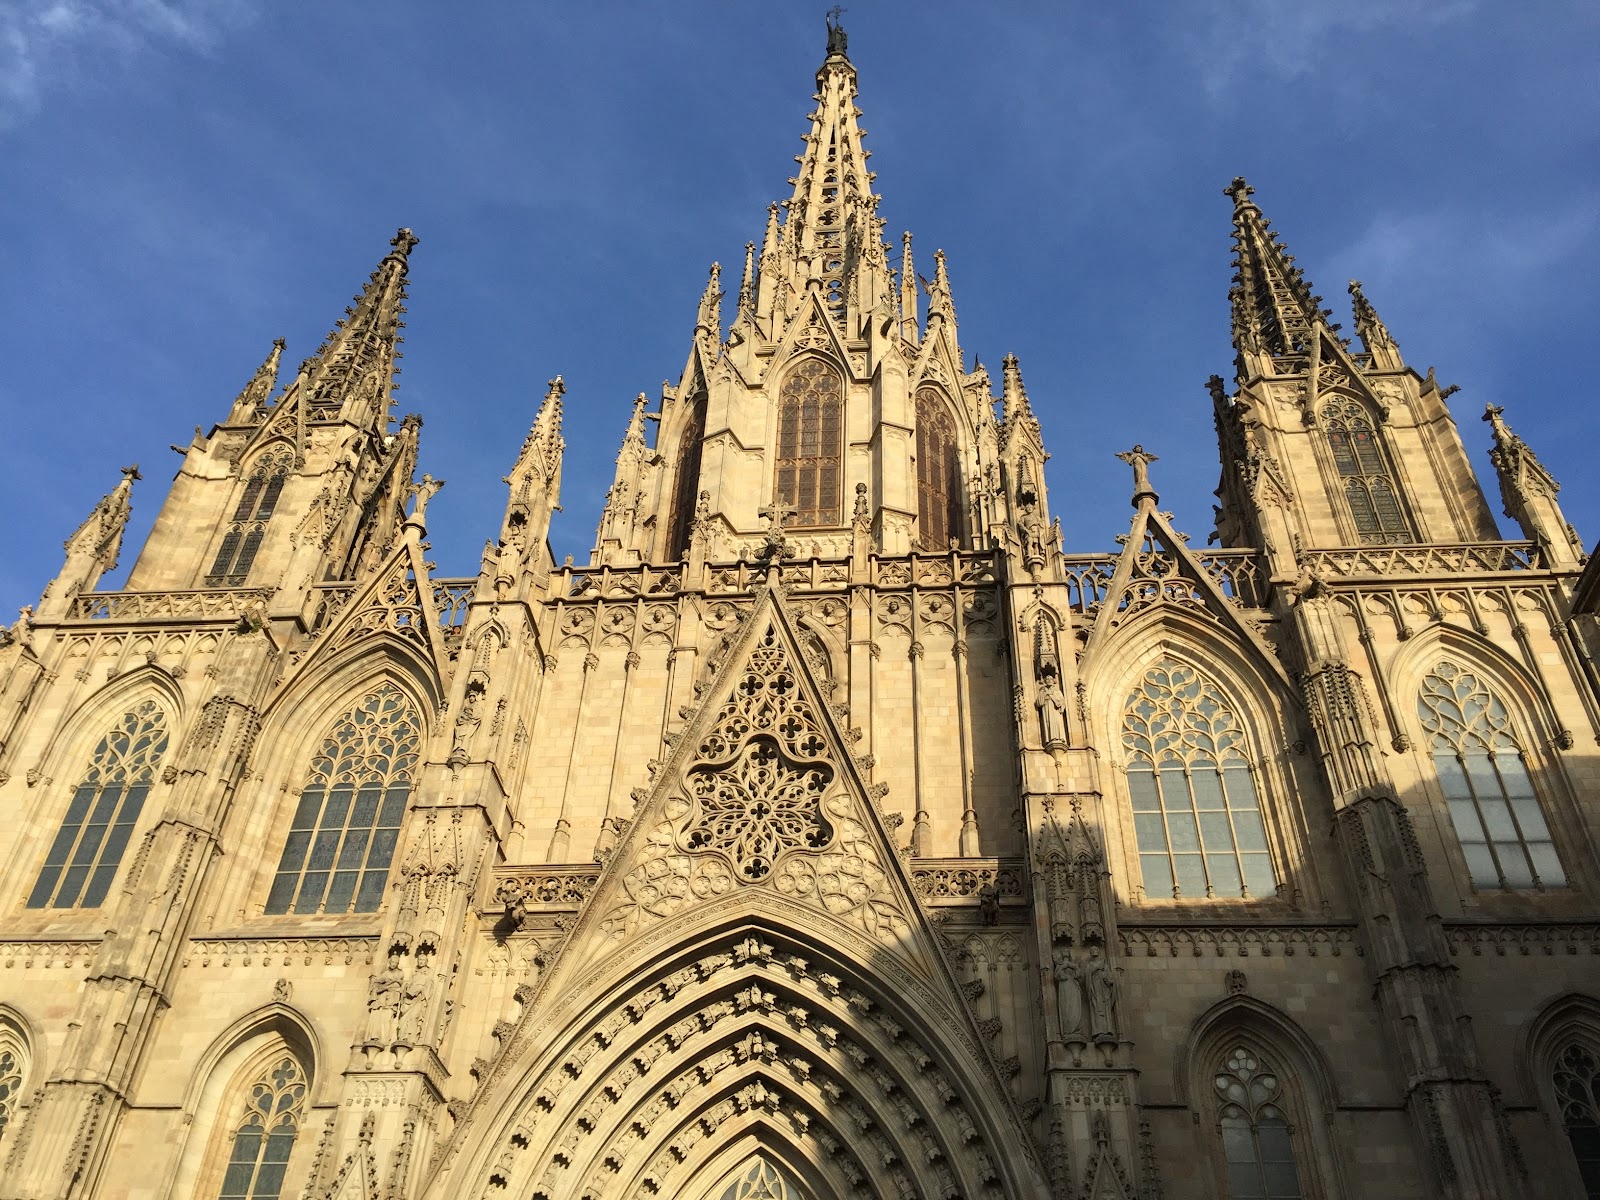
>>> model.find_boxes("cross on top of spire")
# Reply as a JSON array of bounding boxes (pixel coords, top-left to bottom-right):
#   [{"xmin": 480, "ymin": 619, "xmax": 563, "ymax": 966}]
[{"xmin": 1224, "ymin": 177, "xmax": 1256, "ymax": 208}]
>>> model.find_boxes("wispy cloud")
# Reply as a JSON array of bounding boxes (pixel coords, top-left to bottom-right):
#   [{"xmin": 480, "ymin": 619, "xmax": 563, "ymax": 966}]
[
  {"xmin": 0, "ymin": 0, "xmax": 257, "ymax": 130},
  {"xmin": 1171, "ymin": 0, "xmax": 1477, "ymax": 99},
  {"xmin": 1331, "ymin": 198, "xmax": 1599, "ymax": 299}
]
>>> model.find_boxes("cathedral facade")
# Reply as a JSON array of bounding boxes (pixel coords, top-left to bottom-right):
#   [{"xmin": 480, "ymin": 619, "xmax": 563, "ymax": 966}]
[{"xmin": 2, "ymin": 21, "xmax": 1600, "ymax": 1200}]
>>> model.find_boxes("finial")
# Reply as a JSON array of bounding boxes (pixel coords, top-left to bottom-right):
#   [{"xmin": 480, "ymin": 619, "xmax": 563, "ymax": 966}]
[
  {"xmin": 1115, "ymin": 445, "xmax": 1159, "ymax": 508},
  {"xmin": 390, "ymin": 227, "xmax": 419, "ymax": 258},
  {"xmin": 1482, "ymin": 403, "xmax": 1511, "ymax": 442},
  {"xmin": 1224, "ymin": 177, "xmax": 1256, "ymax": 209},
  {"xmin": 120, "ymin": 464, "xmax": 142, "ymax": 481},
  {"xmin": 738, "ymin": 242, "xmax": 756, "ymax": 313},
  {"xmin": 546, "ymin": 375, "xmax": 566, "ymax": 402},
  {"xmin": 825, "ymin": 6, "xmax": 848, "ymax": 57},
  {"xmin": 408, "ymin": 473, "xmax": 445, "ymax": 521}
]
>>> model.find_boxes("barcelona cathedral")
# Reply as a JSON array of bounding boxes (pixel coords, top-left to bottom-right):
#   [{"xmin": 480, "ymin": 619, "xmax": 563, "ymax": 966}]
[{"xmin": 4, "ymin": 17, "xmax": 1600, "ymax": 1200}]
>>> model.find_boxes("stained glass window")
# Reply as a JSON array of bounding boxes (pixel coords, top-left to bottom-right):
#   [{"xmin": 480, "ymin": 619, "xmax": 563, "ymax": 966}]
[
  {"xmin": 210, "ymin": 452, "xmax": 291, "ymax": 584},
  {"xmin": 1214, "ymin": 1046, "xmax": 1305, "ymax": 1200},
  {"xmin": 28, "ymin": 699, "xmax": 168, "ymax": 909},
  {"xmin": 0, "ymin": 1047, "xmax": 21, "ymax": 1147},
  {"xmin": 915, "ymin": 388, "xmax": 961, "ymax": 551},
  {"xmin": 774, "ymin": 359, "xmax": 843, "ymax": 527},
  {"xmin": 1555, "ymin": 1042, "xmax": 1600, "ymax": 1199},
  {"xmin": 666, "ymin": 385, "xmax": 707, "ymax": 560},
  {"xmin": 217, "ymin": 1056, "xmax": 306, "ymax": 1200},
  {"xmin": 1123, "ymin": 660, "xmax": 1276, "ymax": 900},
  {"xmin": 264, "ymin": 686, "xmax": 418, "ymax": 914},
  {"xmin": 717, "ymin": 1157, "xmax": 805, "ymax": 1200},
  {"xmin": 1322, "ymin": 398, "xmax": 1410, "ymax": 545},
  {"xmin": 1418, "ymin": 661, "xmax": 1564, "ymax": 890}
]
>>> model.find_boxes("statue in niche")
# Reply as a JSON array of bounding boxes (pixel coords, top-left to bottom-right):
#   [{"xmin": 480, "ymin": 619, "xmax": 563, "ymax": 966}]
[
  {"xmin": 450, "ymin": 679, "xmax": 485, "ymax": 764},
  {"xmin": 1052, "ymin": 948, "xmax": 1086, "ymax": 1040},
  {"xmin": 364, "ymin": 949, "xmax": 407, "ymax": 1046},
  {"xmin": 1035, "ymin": 658, "xmax": 1069, "ymax": 748},
  {"xmin": 1086, "ymin": 947, "xmax": 1119, "ymax": 1043},
  {"xmin": 399, "ymin": 946, "xmax": 434, "ymax": 1046}
]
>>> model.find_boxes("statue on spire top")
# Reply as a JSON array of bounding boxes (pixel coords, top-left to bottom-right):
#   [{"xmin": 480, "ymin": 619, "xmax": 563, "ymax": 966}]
[{"xmin": 825, "ymin": 6, "xmax": 848, "ymax": 57}]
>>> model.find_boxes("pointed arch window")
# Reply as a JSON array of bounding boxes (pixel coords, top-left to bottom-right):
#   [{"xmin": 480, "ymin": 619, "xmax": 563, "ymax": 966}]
[
  {"xmin": 1418, "ymin": 661, "xmax": 1564, "ymax": 890},
  {"xmin": 265, "ymin": 686, "xmax": 418, "ymax": 915},
  {"xmin": 666, "ymin": 384, "xmax": 707, "ymax": 560},
  {"xmin": 1321, "ymin": 398, "xmax": 1411, "ymax": 545},
  {"xmin": 775, "ymin": 359, "xmax": 843, "ymax": 527},
  {"xmin": 28, "ymin": 699, "xmax": 168, "ymax": 909},
  {"xmin": 716, "ymin": 1157, "xmax": 806, "ymax": 1200},
  {"xmin": 217, "ymin": 1055, "xmax": 307, "ymax": 1200},
  {"xmin": 1214, "ymin": 1046, "xmax": 1306, "ymax": 1199},
  {"xmin": 0, "ymin": 1045, "xmax": 22, "ymax": 1147},
  {"xmin": 1555, "ymin": 1042, "xmax": 1600, "ymax": 1198},
  {"xmin": 210, "ymin": 451, "xmax": 291, "ymax": 584},
  {"xmin": 915, "ymin": 388, "xmax": 962, "ymax": 551},
  {"xmin": 1123, "ymin": 660, "xmax": 1276, "ymax": 900}
]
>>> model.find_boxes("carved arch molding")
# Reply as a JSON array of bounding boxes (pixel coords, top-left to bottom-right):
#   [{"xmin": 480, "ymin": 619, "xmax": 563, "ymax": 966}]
[{"xmin": 450, "ymin": 935, "xmax": 1022, "ymax": 1200}]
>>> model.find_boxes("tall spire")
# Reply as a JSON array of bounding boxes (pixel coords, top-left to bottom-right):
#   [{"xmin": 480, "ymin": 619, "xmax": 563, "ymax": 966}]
[
  {"xmin": 36, "ymin": 465, "xmax": 138, "ymax": 619},
  {"xmin": 300, "ymin": 227, "xmax": 416, "ymax": 428},
  {"xmin": 927, "ymin": 247, "xmax": 958, "ymax": 329},
  {"xmin": 1484, "ymin": 403, "xmax": 1583, "ymax": 566},
  {"xmin": 899, "ymin": 230, "xmax": 919, "ymax": 341},
  {"xmin": 1226, "ymin": 179, "xmax": 1331, "ymax": 367},
  {"xmin": 594, "ymin": 392, "xmax": 651, "ymax": 565},
  {"xmin": 694, "ymin": 262, "xmax": 723, "ymax": 348},
  {"xmin": 1347, "ymin": 279, "xmax": 1403, "ymax": 370},
  {"xmin": 226, "ymin": 337, "xmax": 284, "ymax": 424},
  {"xmin": 758, "ymin": 10, "xmax": 884, "ymax": 334}
]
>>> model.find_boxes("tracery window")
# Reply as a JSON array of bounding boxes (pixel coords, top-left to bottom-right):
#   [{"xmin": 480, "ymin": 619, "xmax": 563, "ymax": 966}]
[
  {"xmin": 1214, "ymin": 1046, "xmax": 1305, "ymax": 1200},
  {"xmin": 28, "ymin": 699, "xmax": 169, "ymax": 909},
  {"xmin": 210, "ymin": 451, "xmax": 291, "ymax": 584},
  {"xmin": 1554, "ymin": 1042, "xmax": 1600, "ymax": 1198},
  {"xmin": 0, "ymin": 1046, "xmax": 21, "ymax": 1147},
  {"xmin": 1417, "ymin": 661, "xmax": 1564, "ymax": 890},
  {"xmin": 774, "ymin": 359, "xmax": 843, "ymax": 527},
  {"xmin": 264, "ymin": 686, "xmax": 418, "ymax": 914},
  {"xmin": 716, "ymin": 1157, "xmax": 806, "ymax": 1200},
  {"xmin": 915, "ymin": 388, "xmax": 962, "ymax": 551},
  {"xmin": 1321, "ymin": 398, "xmax": 1410, "ymax": 545},
  {"xmin": 217, "ymin": 1056, "xmax": 307, "ymax": 1200},
  {"xmin": 666, "ymin": 385, "xmax": 707, "ymax": 560},
  {"xmin": 1123, "ymin": 660, "xmax": 1276, "ymax": 900}
]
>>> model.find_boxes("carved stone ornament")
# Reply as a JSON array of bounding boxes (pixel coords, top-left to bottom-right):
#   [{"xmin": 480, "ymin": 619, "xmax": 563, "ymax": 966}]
[{"xmin": 599, "ymin": 616, "xmax": 909, "ymax": 945}]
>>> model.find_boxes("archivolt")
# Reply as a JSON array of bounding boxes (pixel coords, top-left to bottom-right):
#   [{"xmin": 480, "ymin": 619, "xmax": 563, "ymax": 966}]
[{"xmin": 433, "ymin": 925, "xmax": 1032, "ymax": 1199}]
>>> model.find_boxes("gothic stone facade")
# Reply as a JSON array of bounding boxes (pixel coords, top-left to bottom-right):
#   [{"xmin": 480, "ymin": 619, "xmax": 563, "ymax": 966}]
[{"xmin": 2, "ymin": 24, "xmax": 1599, "ymax": 1200}]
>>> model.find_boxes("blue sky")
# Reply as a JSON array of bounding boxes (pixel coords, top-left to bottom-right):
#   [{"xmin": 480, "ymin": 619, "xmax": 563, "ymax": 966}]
[{"xmin": 3, "ymin": 1, "xmax": 1597, "ymax": 604}]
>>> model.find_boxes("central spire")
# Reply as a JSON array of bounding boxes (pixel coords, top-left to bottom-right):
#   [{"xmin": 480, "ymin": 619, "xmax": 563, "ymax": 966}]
[{"xmin": 768, "ymin": 11, "xmax": 884, "ymax": 331}]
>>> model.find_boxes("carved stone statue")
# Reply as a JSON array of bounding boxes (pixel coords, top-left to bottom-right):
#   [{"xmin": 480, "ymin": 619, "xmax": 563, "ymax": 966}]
[
  {"xmin": 977, "ymin": 882, "xmax": 1000, "ymax": 927},
  {"xmin": 1078, "ymin": 873, "xmax": 1104, "ymax": 944},
  {"xmin": 1047, "ymin": 858, "xmax": 1075, "ymax": 944},
  {"xmin": 1086, "ymin": 948, "xmax": 1119, "ymax": 1043},
  {"xmin": 399, "ymin": 947, "xmax": 434, "ymax": 1046},
  {"xmin": 1035, "ymin": 659, "xmax": 1069, "ymax": 749},
  {"xmin": 1052, "ymin": 949, "xmax": 1086, "ymax": 1040},
  {"xmin": 364, "ymin": 949, "xmax": 407, "ymax": 1046}
]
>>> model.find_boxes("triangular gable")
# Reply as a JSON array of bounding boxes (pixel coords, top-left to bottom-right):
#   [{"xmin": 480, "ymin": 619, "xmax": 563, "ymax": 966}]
[
  {"xmin": 909, "ymin": 310, "xmax": 964, "ymax": 400},
  {"xmin": 1081, "ymin": 505, "xmax": 1289, "ymax": 687},
  {"xmin": 279, "ymin": 529, "xmax": 446, "ymax": 691},
  {"xmin": 768, "ymin": 288, "xmax": 854, "ymax": 378},
  {"xmin": 1310, "ymin": 324, "xmax": 1389, "ymax": 416},
  {"xmin": 1080, "ymin": 1112, "xmax": 1135, "ymax": 1199},
  {"xmin": 551, "ymin": 584, "xmax": 949, "ymax": 977}
]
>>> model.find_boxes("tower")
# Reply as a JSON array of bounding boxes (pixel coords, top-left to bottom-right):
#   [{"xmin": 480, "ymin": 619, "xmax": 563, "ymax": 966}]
[{"xmin": 0, "ymin": 19, "xmax": 1597, "ymax": 1200}]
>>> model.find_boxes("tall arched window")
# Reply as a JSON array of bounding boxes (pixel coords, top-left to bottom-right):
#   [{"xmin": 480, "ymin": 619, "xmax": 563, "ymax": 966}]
[
  {"xmin": 774, "ymin": 359, "xmax": 843, "ymax": 527},
  {"xmin": 1214, "ymin": 1045, "xmax": 1306, "ymax": 1199},
  {"xmin": 1555, "ymin": 1041, "xmax": 1600, "ymax": 1198},
  {"xmin": 1320, "ymin": 398, "xmax": 1411, "ymax": 545},
  {"xmin": 210, "ymin": 451, "xmax": 291, "ymax": 584},
  {"xmin": 666, "ymin": 384, "xmax": 707, "ymax": 560},
  {"xmin": 28, "ymin": 699, "xmax": 168, "ymax": 909},
  {"xmin": 264, "ymin": 686, "xmax": 419, "ymax": 914},
  {"xmin": 1123, "ymin": 660, "xmax": 1276, "ymax": 900},
  {"xmin": 1417, "ymin": 661, "xmax": 1564, "ymax": 890},
  {"xmin": 217, "ymin": 1055, "xmax": 307, "ymax": 1200},
  {"xmin": 915, "ymin": 388, "xmax": 962, "ymax": 551}
]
